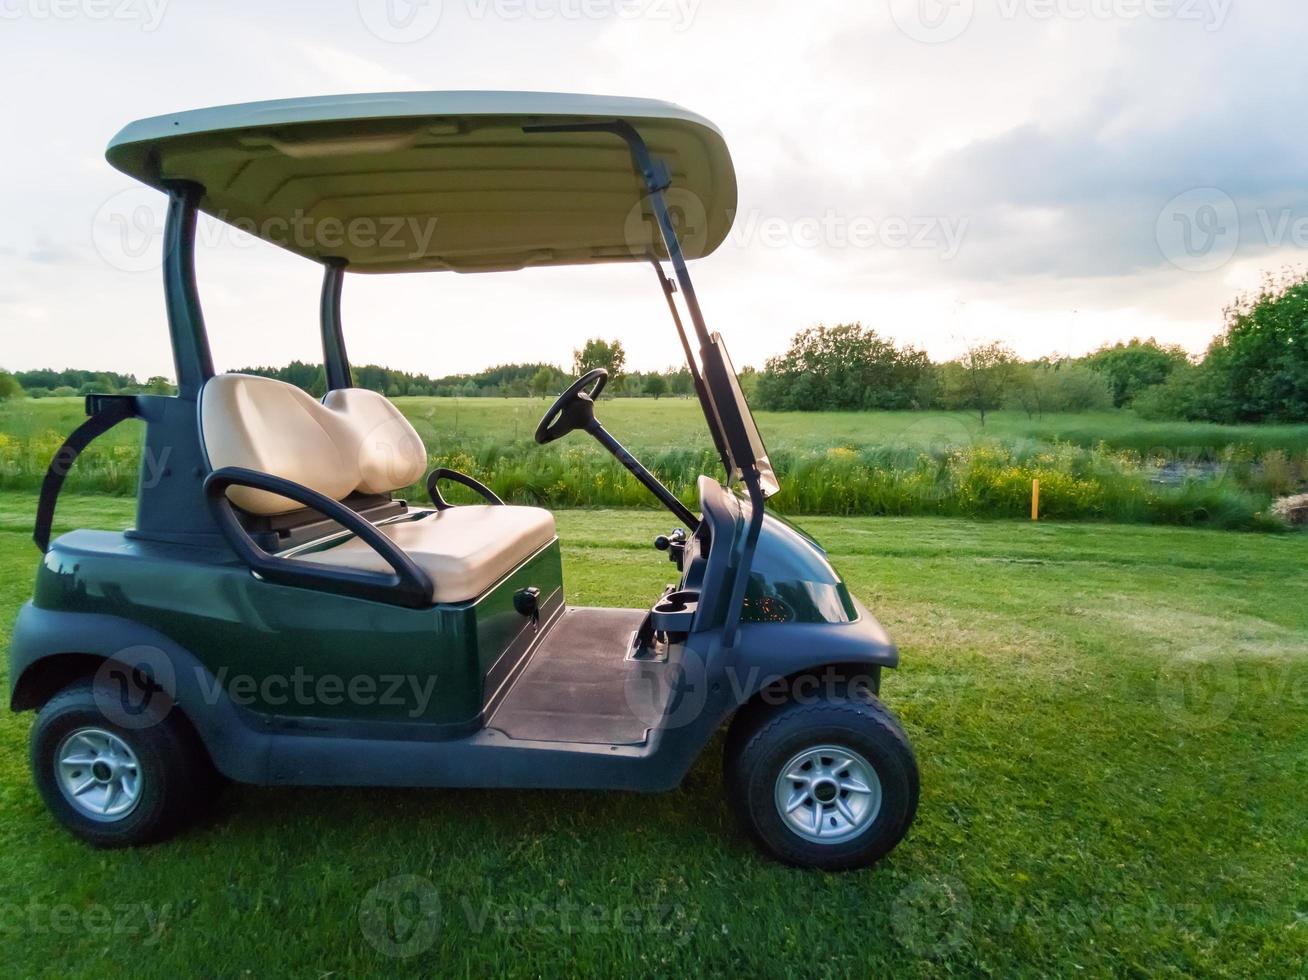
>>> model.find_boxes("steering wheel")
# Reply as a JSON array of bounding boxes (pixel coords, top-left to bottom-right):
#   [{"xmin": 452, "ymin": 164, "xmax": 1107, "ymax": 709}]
[{"xmin": 535, "ymin": 368, "xmax": 608, "ymax": 445}]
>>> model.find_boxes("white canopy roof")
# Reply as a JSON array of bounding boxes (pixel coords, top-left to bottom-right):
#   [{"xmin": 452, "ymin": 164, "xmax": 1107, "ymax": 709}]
[{"xmin": 106, "ymin": 91, "xmax": 738, "ymax": 274}]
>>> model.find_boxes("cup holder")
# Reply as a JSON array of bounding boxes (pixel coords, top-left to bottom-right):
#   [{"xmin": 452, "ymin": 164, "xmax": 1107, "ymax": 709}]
[{"xmin": 651, "ymin": 590, "xmax": 698, "ymax": 633}]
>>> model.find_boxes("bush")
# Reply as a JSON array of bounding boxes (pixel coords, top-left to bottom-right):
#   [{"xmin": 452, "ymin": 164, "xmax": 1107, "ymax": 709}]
[
  {"xmin": 1083, "ymin": 339, "xmax": 1190, "ymax": 408},
  {"xmin": 0, "ymin": 372, "xmax": 24, "ymax": 402}
]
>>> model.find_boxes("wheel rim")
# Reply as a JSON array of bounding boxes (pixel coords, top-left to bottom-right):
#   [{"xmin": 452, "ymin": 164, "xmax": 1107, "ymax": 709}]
[
  {"xmin": 54, "ymin": 728, "xmax": 143, "ymax": 823},
  {"xmin": 774, "ymin": 743, "xmax": 882, "ymax": 844}
]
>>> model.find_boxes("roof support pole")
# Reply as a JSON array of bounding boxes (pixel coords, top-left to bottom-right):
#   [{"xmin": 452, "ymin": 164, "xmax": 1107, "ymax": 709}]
[
  {"xmin": 161, "ymin": 181, "xmax": 214, "ymax": 399},
  {"xmin": 320, "ymin": 259, "xmax": 352, "ymax": 391}
]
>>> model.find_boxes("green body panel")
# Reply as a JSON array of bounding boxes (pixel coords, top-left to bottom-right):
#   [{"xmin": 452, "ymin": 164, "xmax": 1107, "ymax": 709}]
[
  {"xmin": 738, "ymin": 512, "xmax": 857, "ymax": 625},
  {"xmin": 32, "ymin": 529, "xmax": 563, "ymax": 727}
]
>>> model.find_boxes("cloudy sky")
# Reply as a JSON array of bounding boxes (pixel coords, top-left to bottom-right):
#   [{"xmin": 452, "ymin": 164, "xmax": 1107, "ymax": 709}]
[{"xmin": 1, "ymin": 0, "xmax": 1304, "ymax": 380}]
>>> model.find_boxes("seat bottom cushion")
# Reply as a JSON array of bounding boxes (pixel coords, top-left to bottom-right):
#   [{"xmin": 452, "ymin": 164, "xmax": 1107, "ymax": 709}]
[{"xmin": 296, "ymin": 505, "xmax": 556, "ymax": 604}]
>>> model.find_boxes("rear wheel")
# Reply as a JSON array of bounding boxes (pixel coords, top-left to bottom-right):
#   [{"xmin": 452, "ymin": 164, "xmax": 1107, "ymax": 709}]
[
  {"xmin": 30, "ymin": 680, "xmax": 218, "ymax": 847},
  {"xmin": 725, "ymin": 692, "xmax": 919, "ymax": 870}
]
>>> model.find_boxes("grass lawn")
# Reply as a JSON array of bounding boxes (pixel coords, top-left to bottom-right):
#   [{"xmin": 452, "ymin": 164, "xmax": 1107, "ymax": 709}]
[{"xmin": 2, "ymin": 492, "xmax": 1307, "ymax": 977}]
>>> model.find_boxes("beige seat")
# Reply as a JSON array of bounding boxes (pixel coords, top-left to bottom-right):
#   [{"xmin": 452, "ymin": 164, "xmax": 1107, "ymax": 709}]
[
  {"xmin": 199, "ymin": 374, "xmax": 556, "ymax": 604},
  {"xmin": 298, "ymin": 506, "xmax": 556, "ymax": 604}
]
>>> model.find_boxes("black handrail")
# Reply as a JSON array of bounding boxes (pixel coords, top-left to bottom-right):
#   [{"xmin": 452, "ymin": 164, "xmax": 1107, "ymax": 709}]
[
  {"xmin": 204, "ymin": 466, "xmax": 432, "ymax": 608},
  {"xmin": 34, "ymin": 394, "xmax": 139, "ymax": 553},
  {"xmin": 427, "ymin": 468, "xmax": 504, "ymax": 510}
]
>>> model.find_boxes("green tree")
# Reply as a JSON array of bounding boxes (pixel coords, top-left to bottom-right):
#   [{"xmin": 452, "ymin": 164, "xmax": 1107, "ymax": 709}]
[
  {"xmin": 0, "ymin": 371, "xmax": 25, "ymax": 401},
  {"xmin": 947, "ymin": 341, "xmax": 1019, "ymax": 426},
  {"xmin": 643, "ymin": 373, "xmax": 667, "ymax": 399},
  {"xmin": 1202, "ymin": 271, "xmax": 1308, "ymax": 422},
  {"xmin": 530, "ymin": 366, "xmax": 555, "ymax": 398},
  {"xmin": 1083, "ymin": 339, "xmax": 1189, "ymax": 407},
  {"xmin": 756, "ymin": 323, "xmax": 931, "ymax": 411},
  {"xmin": 1009, "ymin": 359, "xmax": 1113, "ymax": 418},
  {"xmin": 573, "ymin": 338, "xmax": 626, "ymax": 382},
  {"xmin": 668, "ymin": 367, "xmax": 693, "ymax": 397}
]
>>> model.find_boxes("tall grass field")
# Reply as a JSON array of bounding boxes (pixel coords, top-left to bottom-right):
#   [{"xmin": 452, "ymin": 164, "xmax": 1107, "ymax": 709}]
[{"xmin": 2, "ymin": 396, "xmax": 1306, "ymax": 530}]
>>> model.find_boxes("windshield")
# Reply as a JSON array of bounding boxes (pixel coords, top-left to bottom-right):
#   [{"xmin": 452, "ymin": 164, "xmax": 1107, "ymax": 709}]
[{"xmin": 701, "ymin": 335, "xmax": 780, "ymax": 497}]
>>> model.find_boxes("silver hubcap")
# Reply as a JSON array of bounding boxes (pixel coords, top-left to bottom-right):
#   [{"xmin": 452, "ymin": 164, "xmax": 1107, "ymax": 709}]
[
  {"xmin": 774, "ymin": 744, "xmax": 882, "ymax": 844},
  {"xmin": 55, "ymin": 728, "xmax": 142, "ymax": 822}
]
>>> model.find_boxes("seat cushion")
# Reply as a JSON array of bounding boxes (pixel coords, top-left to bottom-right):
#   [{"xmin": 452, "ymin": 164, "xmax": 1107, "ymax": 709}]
[{"xmin": 296, "ymin": 505, "xmax": 556, "ymax": 604}]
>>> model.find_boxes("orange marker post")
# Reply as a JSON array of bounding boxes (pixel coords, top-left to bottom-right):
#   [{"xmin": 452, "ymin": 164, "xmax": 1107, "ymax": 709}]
[{"xmin": 1031, "ymin": 479, "xmax": 1040, "ymax": 521}]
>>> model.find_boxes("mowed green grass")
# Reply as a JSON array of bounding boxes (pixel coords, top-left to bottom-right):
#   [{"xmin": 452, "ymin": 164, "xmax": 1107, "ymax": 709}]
[{"xmin": 2, "ymin": 493, "xmax": 1307, "ymax": 977}]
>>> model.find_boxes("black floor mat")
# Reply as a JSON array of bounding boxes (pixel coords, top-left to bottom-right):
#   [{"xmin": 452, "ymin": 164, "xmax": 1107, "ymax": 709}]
[{"xmin": 489, "ymin": 607, "xmax": 670, "ymax": 745}]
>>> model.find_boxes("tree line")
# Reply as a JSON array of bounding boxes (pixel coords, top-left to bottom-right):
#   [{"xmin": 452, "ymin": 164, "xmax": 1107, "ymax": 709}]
[{"xmin": 3, "ymin": 271, "xmax": 1304, "ymax": 423}]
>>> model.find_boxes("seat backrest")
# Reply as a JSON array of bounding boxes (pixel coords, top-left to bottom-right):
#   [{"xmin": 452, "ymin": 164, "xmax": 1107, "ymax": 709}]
[
  {"xmin": 321, "ymin": 387, "xmax": 427, "ymax": 495},
  {"xmin": 200, "ymin": 374, "xmax": 428, "ymax": 515}
]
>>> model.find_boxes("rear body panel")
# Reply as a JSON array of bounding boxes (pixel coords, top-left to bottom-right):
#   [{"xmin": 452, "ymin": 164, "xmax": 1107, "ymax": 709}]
[{"xmin": 23, "ymin": 529, "xmax": 562, "ymax": 729}]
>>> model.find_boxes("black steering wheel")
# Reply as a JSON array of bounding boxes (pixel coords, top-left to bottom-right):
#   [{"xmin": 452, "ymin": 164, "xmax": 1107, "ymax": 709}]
[{"xmin": 535, "ymin": 368, "xmax": 608, "ymax": 445}]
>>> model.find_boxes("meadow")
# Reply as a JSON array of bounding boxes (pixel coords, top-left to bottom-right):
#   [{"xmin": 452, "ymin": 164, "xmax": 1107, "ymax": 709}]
[
  {"xmin": 2, "ymin": 396, "xmax": 1306, "ymax": 530},
  {"xmin": 1, "ymin": 492, "xmax": 1306, "ymax": 977}
]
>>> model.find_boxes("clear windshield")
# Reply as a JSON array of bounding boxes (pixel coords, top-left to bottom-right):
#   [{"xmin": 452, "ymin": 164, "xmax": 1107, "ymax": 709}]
[{"xmin": 703, "ymin": 336, "xmax": 780, "ymax": 498}]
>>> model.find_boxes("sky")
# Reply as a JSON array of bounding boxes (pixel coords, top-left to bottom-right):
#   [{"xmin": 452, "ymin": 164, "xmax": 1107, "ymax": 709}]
[{"xmin": 1, "ymin": 0, "xmax": 1306, "ymax": 380}]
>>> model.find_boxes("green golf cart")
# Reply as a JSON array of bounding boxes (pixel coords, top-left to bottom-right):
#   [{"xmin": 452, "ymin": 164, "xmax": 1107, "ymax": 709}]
[{"xmin": 9, "ymin": 92, "xmax": 918, "ymax": 870}]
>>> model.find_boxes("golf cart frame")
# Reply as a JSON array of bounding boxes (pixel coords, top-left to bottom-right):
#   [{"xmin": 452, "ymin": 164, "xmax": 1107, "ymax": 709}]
[{"xmin": 10, "ymin": 94, "xmax": 916, "ymax": 868}]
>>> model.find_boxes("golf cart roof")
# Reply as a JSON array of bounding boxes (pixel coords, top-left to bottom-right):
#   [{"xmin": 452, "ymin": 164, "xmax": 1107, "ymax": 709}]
[{"xmin": 106, "ymin": 91, "xmax": 737, "ymax": 274}]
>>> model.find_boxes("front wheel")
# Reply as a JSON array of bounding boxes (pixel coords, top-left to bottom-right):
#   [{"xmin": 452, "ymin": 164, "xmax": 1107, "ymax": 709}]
[{"xmin": 725, "ymin": 693, "xmax": 919, "ymax": 870}]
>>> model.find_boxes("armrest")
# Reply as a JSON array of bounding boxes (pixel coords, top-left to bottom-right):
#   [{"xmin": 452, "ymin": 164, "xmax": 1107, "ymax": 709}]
[
  {"xmin": 204, "ymin": 466, "xmax": 433, "ymax": 609},
  {"xmin": 426, "ymin": 468, "xmax": 504, "ymax": 511}
]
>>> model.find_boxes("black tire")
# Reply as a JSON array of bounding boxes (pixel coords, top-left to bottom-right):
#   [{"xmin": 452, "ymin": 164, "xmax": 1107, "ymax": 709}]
[
  {"xmin": 30, "ymin": 679, "xmax": 218, "ymax": 847},
  {"xmin": 725, "ymin": 693, "xmax": 919, "ymax": 871}
]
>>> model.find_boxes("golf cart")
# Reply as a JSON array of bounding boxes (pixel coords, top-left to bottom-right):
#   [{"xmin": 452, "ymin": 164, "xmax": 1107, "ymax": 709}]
[{"xmin": 9, "ymin": 92, "xmax": 918, "ymax": 870}]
